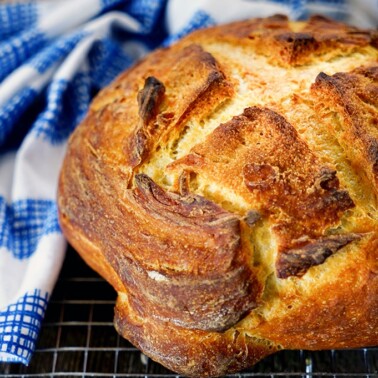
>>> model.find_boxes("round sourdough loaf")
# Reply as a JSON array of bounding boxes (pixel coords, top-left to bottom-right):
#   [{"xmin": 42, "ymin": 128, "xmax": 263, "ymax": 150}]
[{"xmin": 58, "ymin": 15, "xmax": 378, "ymax": 377}]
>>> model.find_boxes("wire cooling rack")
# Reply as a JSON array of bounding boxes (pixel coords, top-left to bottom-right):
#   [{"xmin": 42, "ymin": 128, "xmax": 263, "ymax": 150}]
[{"xmin": 0, "ymin": 246, "xmax": 377, "ymax": 378}]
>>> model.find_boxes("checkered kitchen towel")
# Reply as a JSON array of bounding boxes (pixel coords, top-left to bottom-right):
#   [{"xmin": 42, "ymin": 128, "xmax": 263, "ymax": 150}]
[{"xmin": 0, "ymin": 0, "xmax": 377, "ymax": 366}]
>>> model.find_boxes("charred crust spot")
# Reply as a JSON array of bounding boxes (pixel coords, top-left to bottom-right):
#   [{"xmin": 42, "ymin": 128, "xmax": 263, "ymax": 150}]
[
  {"xmin": 134, "ymin": 173, "xmax": 240, "ymax": 228},
  {"xmin": 157, "ymin": 111, "xmax": 175, "ymax": 126},
  {"xmin": 244, "ymin": 210, "xmax": 262, "ymax": 227},
  {"xmin": 134, "ymin": 128, "xmax": 148, "ymax": 159},
  {"xmin": 135, "ymin": 173, "xmax": 177, "ymax": 207},
  {"xmin": 243, "ymin": 163, "xmax": 279, "ymax": 192},
  {"xmin": 367, "ymin": 140, "xmax": 378, "ymax": 175},
  {"xmin": 275, "ymin": 32, "xmax": 317, "ymax": 47},
  {"xmin": 178, "ymin": 171, "xmax": 190, "ymax": 196},
  {"xmin": 315, "ymin": 167, "xmax": 339, "ymax": 191},
  {"xmin": 137, "ymin": 76, "xmax": 165, "ymax": 125},
  {"xmin": 274, "ymin": 32, "xmax": 318, "ymax": 64},
  {"xmin": 127, "ymin": 76, "xmax": 165, "ymax": 168},
  {"xmin": 276, "ymin": 234, "xmax": 362, "ymax": 278},
  {"xmin": 328, "ymin": 189, "xmax": 355, "ymax": 211},
  {"xmin": 124, "ymin": 128, "xmax": 148, "ymax": 168},
  {"xmin": 315, "ymin": 71, "xmax": 330, "ymax": 83},
  {"xmin": 314, "ymin": 71, "xmax": 342, "ymax": 94}
]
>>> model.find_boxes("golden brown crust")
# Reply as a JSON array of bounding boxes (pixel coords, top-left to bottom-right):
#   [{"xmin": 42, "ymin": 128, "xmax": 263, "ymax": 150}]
[
  {"xmin": 185, "ymin": 14, "xmax": 378, "ymax": 66},
  {"xmin": 312, "ymin": 65, "xmax": 378, "ymax": 196},
  {"xmin": 169, "ymin": 106, "xmax": 356, "ymax": 278},
  {"xmin": 254, "ymin": 235, "xmax": 378, "ymax": 349},
  {"xmin": 114, "ymin": 292, "xmax": 278, "ymax": 377},
  {"xmin": 129, "ymin": 173, "xmax": 259, "ymax": 331},
  {"xmin": 58, "ymin": 14, "xmax": 378, "ymax": 377},
  {"xmin": 276, "ymin": 233, "xmax": 362, "ymax": 278}
]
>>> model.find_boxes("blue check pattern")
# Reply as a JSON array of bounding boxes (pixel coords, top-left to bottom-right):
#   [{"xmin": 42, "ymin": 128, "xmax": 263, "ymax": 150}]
[
  {"xmin": 0, "ymin": 290, "xmax": 48, "ymax": 363},
  {"xmin": 0, "ymin": 87, "xmax": 37, "ymax": 149},
  {"xmin": 32, "ymin": 74, "xmax": 91, "ymax": 144},
  {"xmin": 0, "ymin": 30, "xmax": 47, "ymax": 83},
  {"xmin": 0, "ymin": 197, "xmax": 60, "ymax": 260},
  {"xmin": 0, "ymin": 0, "xmax": 171, "ymax": 365},
  {"xmin": 29, "ymin": 31, "xmax": 87, "ymax": 74},
  {"xmin": 0, "ymin": 0, "xmax": 376, "ymax": 366},
  {"xmin": 0, "ymin": 3, "xmax": 38, "ymax": 39}
]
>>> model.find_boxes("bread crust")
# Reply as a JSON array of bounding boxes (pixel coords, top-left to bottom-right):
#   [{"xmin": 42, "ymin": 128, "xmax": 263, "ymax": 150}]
[{"xmin": 58, "ymin": 15, "xmax": 378, "ymax": 377}]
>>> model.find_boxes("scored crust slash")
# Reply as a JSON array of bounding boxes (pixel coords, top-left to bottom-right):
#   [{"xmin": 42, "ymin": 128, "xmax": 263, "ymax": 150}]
[{"xmin": 57, "ymin": 14, "xmax": 378, "ymax": 377}]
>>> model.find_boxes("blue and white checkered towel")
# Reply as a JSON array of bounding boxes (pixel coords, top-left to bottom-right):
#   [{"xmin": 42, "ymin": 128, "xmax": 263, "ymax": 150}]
[{"xmin": 0, "ymin": 0, "xmax": 377, "ymax": 366}]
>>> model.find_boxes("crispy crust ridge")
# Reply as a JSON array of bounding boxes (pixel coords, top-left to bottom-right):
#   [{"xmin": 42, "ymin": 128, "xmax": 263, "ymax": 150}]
[
  {"xmin": 312, "ymin": 65, "xmax": 378, "ymax": 196},
  {"xmin": 58, "ymin": 14, "xmax": 378, "ymax": 377}
]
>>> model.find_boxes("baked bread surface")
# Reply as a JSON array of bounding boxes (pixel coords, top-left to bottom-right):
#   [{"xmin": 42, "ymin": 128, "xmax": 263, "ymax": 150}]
[{"xmin": 58, "ymin": 15, "xmax": 378, "ymax": 377}]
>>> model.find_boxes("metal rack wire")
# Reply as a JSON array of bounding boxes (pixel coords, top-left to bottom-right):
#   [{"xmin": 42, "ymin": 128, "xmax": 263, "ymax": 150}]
[{"xmin": 1, "ymin": 246, "xmax": 377, "ymax": 377}]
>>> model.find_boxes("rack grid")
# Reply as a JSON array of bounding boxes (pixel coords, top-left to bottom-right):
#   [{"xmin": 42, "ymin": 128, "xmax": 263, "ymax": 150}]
[{"xmin": 1, "ymin": 246, "xmax": 377, "ymax": 377}]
